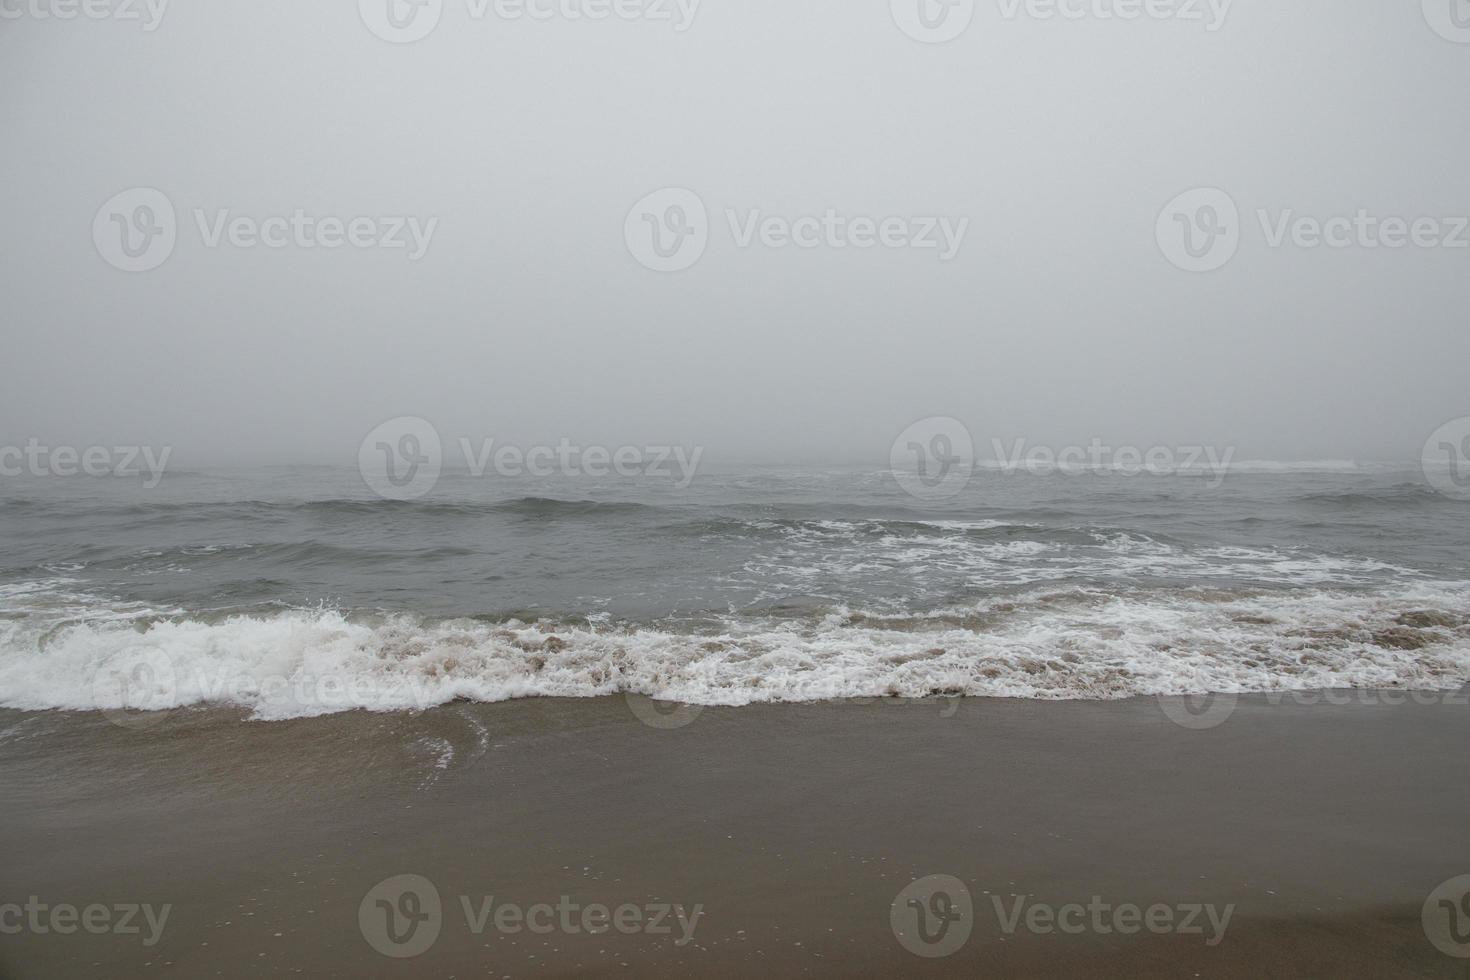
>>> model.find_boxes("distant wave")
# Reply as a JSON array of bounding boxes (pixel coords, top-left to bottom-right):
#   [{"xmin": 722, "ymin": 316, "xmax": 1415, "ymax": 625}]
[
  {"xmin": 969, "ymin": 458, "xmax": 1374, "ymax": 474},
  {"xmin": 1224, "ymin": 459, "xmax": 1364, "ymax": 472},
  {"xmin": 0, "ymin": 519, "xmax": 1431, "ymax": 593},
  {"xmin": 0, "ymin": 496, "xmax": 674, "ymax": 528},
  {"xmin": 481, "ymin": 496, "xmax": 663, "ymax": 518},
  {"xmin": 1293, "ymin": 483, "xmax": 1451, "ymax": 506}
]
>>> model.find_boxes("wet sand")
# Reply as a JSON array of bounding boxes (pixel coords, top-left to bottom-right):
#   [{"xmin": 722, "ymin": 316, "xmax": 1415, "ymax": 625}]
[{"xmin": 1, "ymin": 692, "xmax": 1468, "ymax": 978}]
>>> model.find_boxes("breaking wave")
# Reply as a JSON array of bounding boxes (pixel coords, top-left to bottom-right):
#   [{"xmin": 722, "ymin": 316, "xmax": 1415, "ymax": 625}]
[{"xmin": 2, "ymin": 582, "xmax": 1467, "ymax": 721}]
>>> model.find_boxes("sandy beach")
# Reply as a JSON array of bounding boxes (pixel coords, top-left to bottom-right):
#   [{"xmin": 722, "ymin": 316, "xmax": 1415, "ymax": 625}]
[{"xmin": 2, "ymin": 692, "xmax": 1467, "ymax": 978}]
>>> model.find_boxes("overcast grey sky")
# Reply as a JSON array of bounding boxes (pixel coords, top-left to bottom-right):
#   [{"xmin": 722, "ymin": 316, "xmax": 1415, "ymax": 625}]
[{"xmin": 2, "ymin": 0, "xmax": 1467, "ymax": 466}]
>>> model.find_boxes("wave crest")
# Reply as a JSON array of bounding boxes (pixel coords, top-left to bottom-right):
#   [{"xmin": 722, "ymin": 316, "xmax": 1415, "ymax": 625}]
[{"xmin": 3, "ymin": 585, "xmax": 1468, "ymax": 721}]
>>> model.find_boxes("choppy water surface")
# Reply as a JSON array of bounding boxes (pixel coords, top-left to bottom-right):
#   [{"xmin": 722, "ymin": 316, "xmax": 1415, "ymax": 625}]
[{"xmin": 1, "ymin": 464, "xmax": 1467, "ymax": 718}]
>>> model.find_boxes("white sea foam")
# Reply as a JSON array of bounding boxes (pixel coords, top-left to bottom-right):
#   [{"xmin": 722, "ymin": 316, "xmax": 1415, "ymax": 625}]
[
  {"xmin": 0, "ymin": 582, "xmax": 1467, "ymax": 721},
  {"xmin": 728, "ymin": 525, "xmax": 1428, "ymax": 605}
]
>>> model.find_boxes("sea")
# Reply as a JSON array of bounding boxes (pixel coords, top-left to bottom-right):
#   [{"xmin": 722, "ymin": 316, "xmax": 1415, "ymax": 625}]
[{"xmin": 1, "ymin": 462, "xmax": 1468, "ymax": 721}]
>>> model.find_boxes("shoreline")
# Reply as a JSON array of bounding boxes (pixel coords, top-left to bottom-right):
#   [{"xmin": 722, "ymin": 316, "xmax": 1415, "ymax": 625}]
[{"xmin": 2, "ymin": 692, "xmax": 1468, "ymax": 977}]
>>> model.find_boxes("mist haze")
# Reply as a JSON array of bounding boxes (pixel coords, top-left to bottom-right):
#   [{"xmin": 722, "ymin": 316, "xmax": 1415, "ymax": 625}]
[{"xmin": 1, "ymin": 1, "xmax": 1466, "ymax": 466}]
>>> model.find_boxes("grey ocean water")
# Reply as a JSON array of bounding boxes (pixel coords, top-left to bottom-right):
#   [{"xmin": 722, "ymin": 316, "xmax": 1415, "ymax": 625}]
[{"xmin": 1, "ymin": 464, "xmax": 1468, "ymax": 718}]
